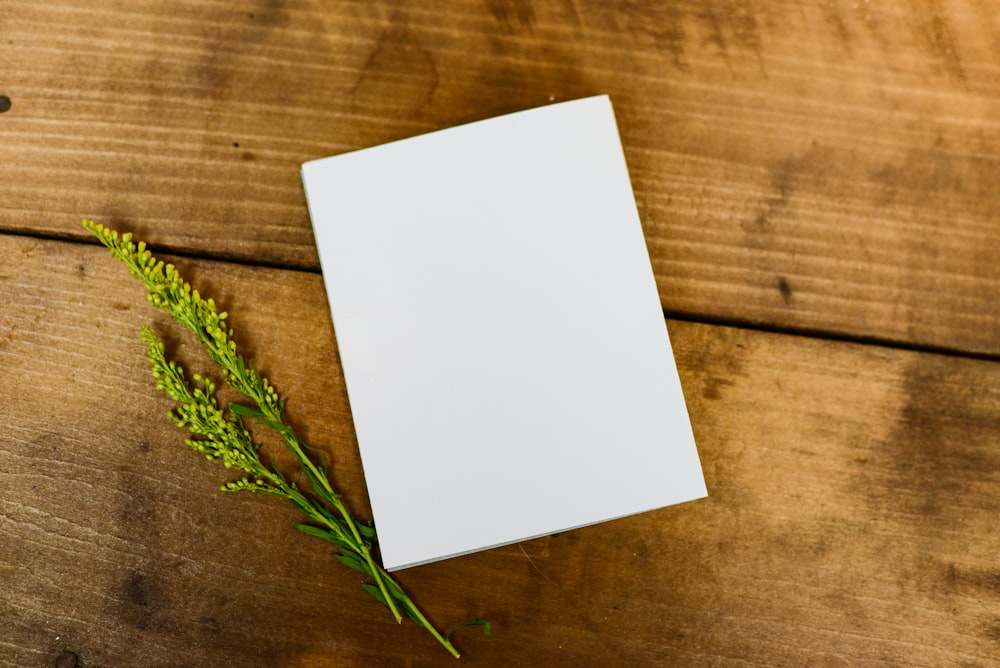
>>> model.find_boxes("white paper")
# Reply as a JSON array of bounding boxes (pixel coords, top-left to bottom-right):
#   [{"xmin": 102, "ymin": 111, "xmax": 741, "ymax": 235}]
[{"xmin": 302, "ymin": 95, "xmax": 706, "ymax": 571}]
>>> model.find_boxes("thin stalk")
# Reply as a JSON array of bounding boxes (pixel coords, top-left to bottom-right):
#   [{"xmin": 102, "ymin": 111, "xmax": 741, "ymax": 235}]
[
  {"xmin": 377, "ymin": 565, "xmax": 462, "ymax": 658},
  {"xmin": 254, "ymin": 403, "xmax": 403, "ymax": 624}
]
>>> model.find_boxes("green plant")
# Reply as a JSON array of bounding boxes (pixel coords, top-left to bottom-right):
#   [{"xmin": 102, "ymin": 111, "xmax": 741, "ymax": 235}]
[{"xmin": 83, "ymin": 220, "xmax": 489, "ymax": 657}]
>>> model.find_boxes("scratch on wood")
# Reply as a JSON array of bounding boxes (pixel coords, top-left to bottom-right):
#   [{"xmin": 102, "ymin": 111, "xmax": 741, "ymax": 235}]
[
  {"xmin": 1, "ymin": 324, "xmax": 17, "ymax": 348},
  {"xmin": 350, "ymin": 12, "xmax": 439, "ymax": 113},
  {"xmin": 519, "ymin": 543, "xmax": 558, "ymax": 586}
]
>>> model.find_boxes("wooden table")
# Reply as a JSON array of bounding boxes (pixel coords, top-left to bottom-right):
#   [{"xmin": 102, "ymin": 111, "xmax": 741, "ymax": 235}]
[{"xmin": 3, "ymin": 2, "xmax": 999, "ymax": 666}]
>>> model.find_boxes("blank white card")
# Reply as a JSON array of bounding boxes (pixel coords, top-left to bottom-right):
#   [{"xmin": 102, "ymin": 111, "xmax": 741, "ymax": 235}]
[{"xmin": 302, "ymin": 95, "xmax": 706, "ymax": 571}]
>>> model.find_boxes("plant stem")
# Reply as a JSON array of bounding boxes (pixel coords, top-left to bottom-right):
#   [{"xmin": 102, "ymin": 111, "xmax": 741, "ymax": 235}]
[{"xmin": 378, "ymin": 565, "xmax": 462, "ymax": 658}]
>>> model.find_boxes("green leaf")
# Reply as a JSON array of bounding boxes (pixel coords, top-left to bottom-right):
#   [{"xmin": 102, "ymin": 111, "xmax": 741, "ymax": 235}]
[
  {"xmin": 382, "ymin": 578, "xmax": 422, "ymax": 625},
  {"xmin": 299, "ymin": 465, "xmax": 330, "ymax": 500},
  {"xmin": 336, "ymin": 549, "xmax": 373, "ymax": 576},
  {"xmin": 229, "ymin": 402, "xmax": 265, "ymax": 419},
  {"xmin": 262, "ymin": 419, "xmax": 293, "ymax": 438},
  {"xmin": 398, "ymin": 599, "xmax": 422, "ymax": 625},
  {"xmin": 357, "ymin": 521, "xmax": 377, "ymax": 539},
  {"xmin": 295, "ymin": 523, "xmax": 332, "ymax": 540},
  {"xmin": 362, "ymin": 581, "xmax": 420, "ymax": 625},
  {"xmin": 446, "ymin": 618, "xmax": 492, "ymax": 640},
  {"xmin": 361, "ymin": 583, "xmax": 390, "ymax": 608},
  {"xmin": 295, "ymin": 523, "xmax": 349, "ymax": 549},
  {"xmin": 287, "ymin": 495, "xmax": 314, "ymax": 517},
  {"xmin": 300, "ymin": 439, "xmax": 330, "ymax": 473}
]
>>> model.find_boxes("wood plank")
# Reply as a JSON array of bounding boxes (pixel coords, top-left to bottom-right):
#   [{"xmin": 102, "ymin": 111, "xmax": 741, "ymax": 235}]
[
  {"xmin": 0, "ymin": 0, "xmax": 1000, "ymax": 354},
  {"xmin": 3, "ymin": 235, "xmax": 1000, "ymax": 665},
  {"xmin": 2, "ymin": 1, "xmax": 1000, "ymax": 355}
]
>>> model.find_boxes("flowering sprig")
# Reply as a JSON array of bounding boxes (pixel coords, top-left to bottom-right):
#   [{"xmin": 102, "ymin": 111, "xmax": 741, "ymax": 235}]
[{"xmin": 83, "ymin": 220, "xmax": 488, "ymax": 657}]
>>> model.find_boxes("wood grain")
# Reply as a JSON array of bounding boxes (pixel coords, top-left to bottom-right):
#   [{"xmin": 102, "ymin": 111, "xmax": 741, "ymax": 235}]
[
  {"xmin": 2, "ymin": 1, "xmax": 1000, "ymax": 356},
  {"xmin": 3, "ymin": 235, "xmax": 1000, "ymax": 666}
]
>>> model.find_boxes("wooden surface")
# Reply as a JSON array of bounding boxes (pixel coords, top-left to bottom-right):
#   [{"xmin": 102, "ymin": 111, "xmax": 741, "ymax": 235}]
[{"xmin": 2, "ymin": 1, "xmax": 1000, "ymax": 666}]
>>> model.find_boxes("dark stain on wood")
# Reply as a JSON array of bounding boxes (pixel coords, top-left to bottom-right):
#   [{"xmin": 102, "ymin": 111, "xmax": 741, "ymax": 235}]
[
  {"xmin": 199, "ymin": 615, "xmax": 221, "ymax": 634},
  {"xmin": 696, "ymin": 6, "xmax": 732, "ymax": 67},
  {"xmin": 689, "ymin": 3, "xmax": 769, "ymax": 72},
  {"xmin": 948, "ymin": 564, "xmax": 1000, "ymax": 647},
  {"xmin": 821, "ymin": 1, "xmax": 852, "ymax": 52},
  {"xmin": 872, "ymin": 135, "xmax": 1000, "ymax": 217},
  {"xmin": 125, "ymin": 572, "xmax": 152, "ymax": 607},
  {"xmin": 777, "ymin": 276, "xmax": 793, "ymax": 304},
  {"xmin": 674, "ymin": 322, "xmax": 749, "ymax": 405},
  {"xmin": 911, "ymin": 0, "xmax": 966, "ymax": 85},
  {"xmin": 108, "ymin": 464, "xmax": 177, "ymax": 633},
  {"xmin": 615, "ymin": 1, "xmax": 688, "ymax": 69},
  {"xmin": 744, "ymin": 158, "xmax": 793, "ymax": 233},
  {"xmin": 121, "ymin": 571, "xmax": 164, "ymax": 631},
  {"xmin": 702, "ymin": 375, "xmax": 735, "ymax": 400},
  {"xmin": 117, "ymin": 476, "xmax": 160, "ymax": 531},
  {"xmin": 983, "ymin": 618, "xmax": 1000, "ymax": 645},
  {"xmin": 875, "ymin": 356, "xmax": 1000, "ymax": 521},
  {"xmin": 486, "ymin": 0, "xmax": 536, "ymax": 31},
  {"xmin": 746, "ymin": 141, "xmax": 838, "ymax": 235},
  {"xmin": 944, "ymin": 562, "xmax": 1000, "ymax": 596},
  {"xmin": 727, "ymin": 0, "xmax": 765, "ymax": 72},
  {"xmin": 54, "ymin": 651, "xmax": 78, "ymax": 668},
  {"xmin": 245, "ymin": 0, "xmax": 289, "ymax": 35},
  {"xmin": 182, "ymin": 0, "xmax": 291, "ymax": 104}
]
